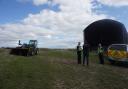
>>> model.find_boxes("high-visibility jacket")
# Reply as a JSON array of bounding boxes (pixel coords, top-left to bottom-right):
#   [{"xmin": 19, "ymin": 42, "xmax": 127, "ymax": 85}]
[
  {"xmin": 77, "ymin": 46, "xmax": 82, "ymax": 52},
  {"xmin": 98, "ymin": 47, "xmax": 103, "ymax": 53}
]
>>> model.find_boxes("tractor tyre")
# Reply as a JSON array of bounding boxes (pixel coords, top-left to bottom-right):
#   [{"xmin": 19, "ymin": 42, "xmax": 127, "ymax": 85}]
[{"xmin": 35, "ymin": 49, "xmax": 39, "ymax": 55}]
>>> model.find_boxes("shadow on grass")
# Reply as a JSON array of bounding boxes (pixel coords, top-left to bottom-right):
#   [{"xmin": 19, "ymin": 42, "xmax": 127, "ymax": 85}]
[{"xmin": 107, "ymin": 61, "xmax": 128, "ymax": 68}]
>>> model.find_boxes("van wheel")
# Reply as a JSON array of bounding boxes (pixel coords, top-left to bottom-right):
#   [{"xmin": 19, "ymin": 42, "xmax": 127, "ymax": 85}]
[{"xmin": 110, "ymin": 61, "xmax": 115, "ymax": 64}]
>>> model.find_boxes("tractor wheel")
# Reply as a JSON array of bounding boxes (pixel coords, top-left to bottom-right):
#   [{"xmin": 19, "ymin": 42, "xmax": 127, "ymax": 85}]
[
  {"xmin": 27, "ymin": 49, "xmax": 31, "ymax": 56},
  {"xmin": 35, "ymin": 49, "xmax": 39, "ymax": 55},
  {"xmin": 30, "ymin": 51, "xmax": 34, "ymax": 56},
  {"xmin": 26, "ymin": 51, "xmax": 30, "ymax": 56}
]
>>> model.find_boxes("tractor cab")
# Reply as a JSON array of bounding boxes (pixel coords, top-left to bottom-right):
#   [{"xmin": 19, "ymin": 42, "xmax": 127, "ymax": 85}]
[{"xmin": 29, "ymin": 40, "xmax": 38, "ymax": 48}]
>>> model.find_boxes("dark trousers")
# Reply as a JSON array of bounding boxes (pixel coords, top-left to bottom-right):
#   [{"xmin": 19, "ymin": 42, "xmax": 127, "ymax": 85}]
[
  {"xmin": 99, "ymin": 53, "xmax": 104, "ymax": 64},
  {"xmin": 77, "ymin": 51, "xmax": 81, "ymax": 64},
  {"xmin": 83, "ymin": 55, "xmax": 89, "ymax": 65}
]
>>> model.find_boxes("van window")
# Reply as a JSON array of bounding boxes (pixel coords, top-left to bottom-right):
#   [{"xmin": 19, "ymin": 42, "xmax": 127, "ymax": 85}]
[
  {"xmin": 109, "ymin": 45, "xmax": 126, "ymax": 51},
  {"xmin": 127, "ymin": 46, "xmax": 128, "ymax": 51}
]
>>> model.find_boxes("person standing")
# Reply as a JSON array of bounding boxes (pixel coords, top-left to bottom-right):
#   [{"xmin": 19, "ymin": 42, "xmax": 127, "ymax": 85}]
[
  {"xmin": 98, "ymin": 43, "xmax": 104, "ymax": 64},
  {"xmin": 83, "ymin": 43, "xmax": 89, "ymax": 66},
  {"xmin": 77, "ymin": 42, "xmax": 82, "ymax": 64}
]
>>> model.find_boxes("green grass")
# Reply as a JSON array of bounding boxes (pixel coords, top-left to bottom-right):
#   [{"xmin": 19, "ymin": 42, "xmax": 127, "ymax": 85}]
[{"xmin": 0, "ymin": 48, "xmax": 128, "ymax": 89}]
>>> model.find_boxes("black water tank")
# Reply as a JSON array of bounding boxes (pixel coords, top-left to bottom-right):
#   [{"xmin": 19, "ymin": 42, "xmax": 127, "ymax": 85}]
[{"xmin": 84, "ymin": 19, "xmax": 128, "ymax": 47}]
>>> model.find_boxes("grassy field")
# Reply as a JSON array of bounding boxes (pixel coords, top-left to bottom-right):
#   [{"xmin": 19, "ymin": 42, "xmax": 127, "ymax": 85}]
[{"xmin": 0, "ymin": 48, "xmax": 128, "ymax": 89}]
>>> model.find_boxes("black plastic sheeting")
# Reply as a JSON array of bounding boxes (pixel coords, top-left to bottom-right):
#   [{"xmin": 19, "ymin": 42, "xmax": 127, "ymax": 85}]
[{"xmin": 84, "ymin": 19, "xmax": 128, "ymax": 47}]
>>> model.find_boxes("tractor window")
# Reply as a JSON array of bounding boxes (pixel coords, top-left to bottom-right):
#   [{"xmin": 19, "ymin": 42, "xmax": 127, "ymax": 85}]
[
  {"xmin": 29, "ymin": 41, "xmax": 35, "ymax": 45},
  {"xmin": 29, "ymin": 40, "xmax": 37, "ymax": 47}
]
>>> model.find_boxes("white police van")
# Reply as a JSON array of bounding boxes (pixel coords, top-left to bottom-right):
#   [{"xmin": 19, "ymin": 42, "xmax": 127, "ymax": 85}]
[{"xmin": 107, "ymin": 44, "xmax": 128, "ymax": 63}]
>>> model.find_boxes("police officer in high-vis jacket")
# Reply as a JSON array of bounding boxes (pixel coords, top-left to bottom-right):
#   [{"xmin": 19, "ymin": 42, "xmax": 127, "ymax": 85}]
[
  {"xmin": 98, "ymin": 43, "xmax": 104, "ymax": 64},
  {"xmin": 77, "ymin": 42, "xmax": 82, "ymax": 64}
]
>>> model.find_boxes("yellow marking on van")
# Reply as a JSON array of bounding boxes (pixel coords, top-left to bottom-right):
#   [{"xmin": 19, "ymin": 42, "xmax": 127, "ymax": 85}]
[{"xmin": 108, "ymin": 50, "xmax": 127, "ymax": 59}]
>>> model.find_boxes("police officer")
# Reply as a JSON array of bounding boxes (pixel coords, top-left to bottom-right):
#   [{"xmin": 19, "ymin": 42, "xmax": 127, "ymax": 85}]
[
  {"xmin": 83, "ymin": 43, "xmax": 89, "ymax": 66},
  {"xmin": 98, "ymin": 43, "xmax": 104, "ymax": 64},
  {"xmin": 77, "ymin": 42, "xmax": 82, "ymax": 64}
]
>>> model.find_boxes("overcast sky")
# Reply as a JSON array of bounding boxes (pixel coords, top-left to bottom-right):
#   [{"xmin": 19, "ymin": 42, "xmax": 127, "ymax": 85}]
[{"xmin": 0, "ymin": 0, "xmax": 128, "ymax": 48}]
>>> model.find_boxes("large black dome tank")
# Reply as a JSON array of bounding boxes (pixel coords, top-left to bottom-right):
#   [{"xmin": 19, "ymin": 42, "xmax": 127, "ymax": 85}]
[{"xmin": 84, "ymin": 19, "xmax": 128, "ymax": 47}]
